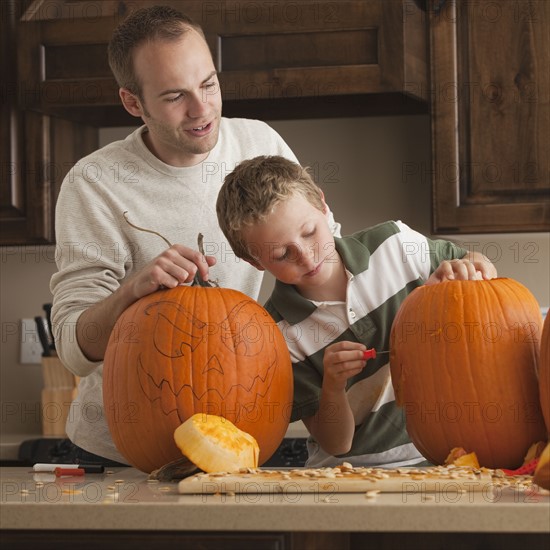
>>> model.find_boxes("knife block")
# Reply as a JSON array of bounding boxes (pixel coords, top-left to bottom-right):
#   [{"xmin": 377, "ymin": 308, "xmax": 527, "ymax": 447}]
[{"xmin": 41, "ymin": 355, "xmax": 79, "ymax": 437}]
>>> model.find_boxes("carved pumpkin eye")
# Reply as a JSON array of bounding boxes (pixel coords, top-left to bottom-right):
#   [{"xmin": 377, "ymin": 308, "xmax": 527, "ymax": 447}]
[
  {"xmin": 145, "ymin": 301, "xmax": 206, "ymax": 358},
  {"xmin": 220, "ymin": 312, "xmax": 265, "ymax": 357}
]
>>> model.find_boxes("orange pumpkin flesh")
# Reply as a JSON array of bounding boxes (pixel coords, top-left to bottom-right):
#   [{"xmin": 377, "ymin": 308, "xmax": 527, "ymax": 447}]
[
  {"xmin": 444, "ymin": 447, "xmax": 480, "ymax": 469},
  {"xmin": 539, "ymin": 313, "xmax": 550, "ymax": 435},
  {"xmin": 174, "ymin": 413, "xmax": 259, "ymax": 473},
  {"xmin": 389, "ymin": 278, "xmax": 546, "ymax": 470},
  {"xmin": 103, "ymin": 286, "xmax": 293, "ymax": 473}
]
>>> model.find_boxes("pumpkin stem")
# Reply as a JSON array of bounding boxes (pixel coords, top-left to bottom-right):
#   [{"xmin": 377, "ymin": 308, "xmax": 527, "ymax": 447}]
[
  {"xmin": 197, "ymin": 233, "xmax": 205, "ymax": 255},
  {"xmin": 193, "ymin": 233, "xmax": 219, "ymax": 288},
  {"xmin": 123, "ymin": 214, "xmax": 219, "ymax": 288},
  {"xmin": 123, "ymin": 211, "xmax": 172, "ymax": 247}
]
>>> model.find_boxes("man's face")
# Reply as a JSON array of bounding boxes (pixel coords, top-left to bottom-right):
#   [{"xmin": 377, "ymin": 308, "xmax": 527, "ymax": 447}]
[{"xmin": 131, "ymin": 29, "xmax": 222, "ymax": 167}]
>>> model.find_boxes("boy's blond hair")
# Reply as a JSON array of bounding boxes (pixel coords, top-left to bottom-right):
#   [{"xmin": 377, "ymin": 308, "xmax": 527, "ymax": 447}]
[{"xmin": 217, "ymin": 156, "xmax": 326, "ymax": 264}]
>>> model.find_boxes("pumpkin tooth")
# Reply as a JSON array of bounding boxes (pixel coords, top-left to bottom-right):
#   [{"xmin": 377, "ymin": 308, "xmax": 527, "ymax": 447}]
[{"xmin": 174, "ymin": 413, "xmax": 259, "ymax": 473}]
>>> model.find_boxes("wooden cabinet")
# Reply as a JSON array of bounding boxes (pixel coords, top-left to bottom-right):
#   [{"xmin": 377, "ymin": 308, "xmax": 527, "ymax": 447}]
[
  {"xmin": 2, "ymin": 529, "xmax": 549, "ymax": 550},
  {"xmin": 16, "ymin": 0, "xmax": 429, "ymax": 122},
  {"xmin": 0, "ymin": 108, "xmax": 96, "ymax": 245},
  {"xmin": 2, "ymin": 0, "xmax": 429, "ymax": 245},
  {"xmin": 205, "ymin": 0, "xmax": 429, "ymax": 118},
  {"xmin": 1, "ymin": 0, "xmax": 97, "ymax": 245},
  {"xmin": 3, "ymin": 0, "xmax": 549, "ymax": 243},
  {"xmin": 429, "ymin": 0, "xmax": 549, "ymax": 233}
]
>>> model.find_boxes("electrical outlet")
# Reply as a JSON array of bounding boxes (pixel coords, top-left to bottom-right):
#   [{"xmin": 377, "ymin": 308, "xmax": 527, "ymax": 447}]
[{"xmin": 20, "ymin": 318, "xmax": 43, "ymax": 364}]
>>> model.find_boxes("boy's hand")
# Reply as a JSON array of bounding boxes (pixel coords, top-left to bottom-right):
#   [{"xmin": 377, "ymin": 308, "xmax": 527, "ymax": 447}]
[
  {"xmin": 426, "ymin": 252, "xmax": 497, "ymax": 285},
  {"xmin": 322, "ymin": 341, "xmax": 368, "ymax": 392},
  {"xmin": 426, "ymin": 258, "xmax": 479, "ymax": 285}
]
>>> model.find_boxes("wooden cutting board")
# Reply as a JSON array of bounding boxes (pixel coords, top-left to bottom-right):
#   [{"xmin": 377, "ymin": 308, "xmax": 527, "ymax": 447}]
[{"xmin": 178, "ymin": 463, "xmax": 528, "ymax": 494}]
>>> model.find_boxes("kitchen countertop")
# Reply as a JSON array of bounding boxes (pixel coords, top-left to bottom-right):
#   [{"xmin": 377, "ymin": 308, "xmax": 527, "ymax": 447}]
[{"xmin": 1, "ymin": 466, "xmax": 549, "ymax": 535}]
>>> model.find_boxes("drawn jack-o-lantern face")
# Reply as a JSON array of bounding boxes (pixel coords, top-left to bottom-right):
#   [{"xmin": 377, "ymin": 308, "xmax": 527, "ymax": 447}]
[{"xmin": 104, "ymin": 286, "xmax": 293, "ymax": 474}]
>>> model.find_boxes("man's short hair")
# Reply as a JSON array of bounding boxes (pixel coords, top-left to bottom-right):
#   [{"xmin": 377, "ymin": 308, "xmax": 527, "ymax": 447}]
[{"xmin": 108, "ymin": 5, "xmax": 206, "ymax": 97}]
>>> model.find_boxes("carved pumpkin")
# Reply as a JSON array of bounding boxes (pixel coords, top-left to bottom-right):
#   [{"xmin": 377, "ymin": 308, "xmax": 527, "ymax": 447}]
[
  {"xmin": 103, "ymin": 286, "xmax": 293, "ymax": 473},
  {"xmin": 389, "ymin": 278, "xmax": 546, "ymax": 469},
  {"xmin": 540, "ymin": 313, "xmax": 550, "ymax": 434}
]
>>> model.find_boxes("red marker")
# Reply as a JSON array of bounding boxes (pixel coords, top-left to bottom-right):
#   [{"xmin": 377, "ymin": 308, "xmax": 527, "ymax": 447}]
[
  {"xmin": 55, "ymin": 467, "xmax": 85, "ymax": 477},
  {"xmin": 34, "ymin": 463, "xmax": 104, "ymax": 473}
]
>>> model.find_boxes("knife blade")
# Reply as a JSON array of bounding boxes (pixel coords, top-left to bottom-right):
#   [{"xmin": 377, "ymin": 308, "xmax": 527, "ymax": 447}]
[
  {"xmin": 363, "ymin": 348, "xmax": 390, "ymax": 361},
  {"xmin": 42, "ymin": 303, "xmax": 55, "ymax": 351}
]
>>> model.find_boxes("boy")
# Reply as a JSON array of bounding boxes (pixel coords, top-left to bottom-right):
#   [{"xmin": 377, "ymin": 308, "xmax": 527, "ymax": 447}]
[{"xmin": 217, "ymin": 156, "xmax": 497, "ymax": 468}]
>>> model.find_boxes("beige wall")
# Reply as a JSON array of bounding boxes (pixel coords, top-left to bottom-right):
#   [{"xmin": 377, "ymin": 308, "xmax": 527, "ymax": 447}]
[
  {"xmin": 265, "ymin": 117, "xmax": 550, "ymax": 307},
  {"xmin": 1, "ymin": 116, "xmax": 548, "ymax": 441}
]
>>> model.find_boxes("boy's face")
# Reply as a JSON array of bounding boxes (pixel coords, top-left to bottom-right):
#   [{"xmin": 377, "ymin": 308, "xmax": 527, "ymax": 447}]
[{"xmin": 243, "ymin": 193, "xmax": 340, "ymax": 298}]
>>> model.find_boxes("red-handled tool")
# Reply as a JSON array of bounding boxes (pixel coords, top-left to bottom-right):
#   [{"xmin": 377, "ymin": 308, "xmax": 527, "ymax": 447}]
[
  {"xmin": 55, "ymin": 467, "xmax": 85, "ymax": 477},
  {"xmin": 363, "ymin": 348, "xmax": 390, "ymax": 361}
]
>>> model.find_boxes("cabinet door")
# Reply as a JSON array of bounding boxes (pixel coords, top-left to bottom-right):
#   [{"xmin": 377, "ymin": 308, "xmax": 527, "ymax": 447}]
[
  {"xmin": 0, "ymin": 113, "xmax": 98, "ymax": 246},
  {"xmin": 430, "ymin": 0, "xmax": 549, "ymax": 233},
  {"xmin": 1, "ymin": 0, "xmax": 56, "ymax": 244},
  {"xmin": 212, "ymin": 1, "xmax": 427, "ymax": 100},
  {"xmin": 0, "ymin": 0, "xmax": 98, "ymax": 245}
]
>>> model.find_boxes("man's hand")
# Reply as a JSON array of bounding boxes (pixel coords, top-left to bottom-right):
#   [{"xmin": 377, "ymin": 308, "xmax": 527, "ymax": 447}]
[
  {"xmin": 76, "ymin": 245, "xmax": 216, "ymax": 362},
  {"xmin": 127, "ymin": 245, "xmax": 216, "ymax": 301}
]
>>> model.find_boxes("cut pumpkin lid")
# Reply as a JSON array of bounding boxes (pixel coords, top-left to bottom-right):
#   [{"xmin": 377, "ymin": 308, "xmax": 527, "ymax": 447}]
[{"xmin": 174, "ymin": 413, "xmax": 259, "ymax": 474}]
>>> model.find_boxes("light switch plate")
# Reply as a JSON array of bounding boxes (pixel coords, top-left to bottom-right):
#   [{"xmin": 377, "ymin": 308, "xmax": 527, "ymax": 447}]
[{"xmin": 20, "ymin": 318, "xmax": 42, "ymax": 364}]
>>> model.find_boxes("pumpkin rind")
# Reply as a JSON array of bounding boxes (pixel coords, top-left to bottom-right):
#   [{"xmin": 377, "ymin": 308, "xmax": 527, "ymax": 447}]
[
  {"xmin": 539, "ymin": 313, "xmax": 550, "ymax": 434},
  {"xmin": 389, "ymin": 278, "xmax": 546, "ymax": 469},
  {"xmin": 103, "ymin": 286, "xmax": 293, "ymax": 473}
]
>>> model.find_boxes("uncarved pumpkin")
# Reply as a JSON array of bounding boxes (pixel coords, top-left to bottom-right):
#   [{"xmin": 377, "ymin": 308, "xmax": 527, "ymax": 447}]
[
  {"xmin": 103, "ymin": 286, "xmax": 293, "ymax": 473},
  {"xmin": 389, "ymin": 277, "xmax": 546, "ymax": 469},
  {"xmin": 540, "ymin": 313, "xmax": 550, "ymax": 434}
]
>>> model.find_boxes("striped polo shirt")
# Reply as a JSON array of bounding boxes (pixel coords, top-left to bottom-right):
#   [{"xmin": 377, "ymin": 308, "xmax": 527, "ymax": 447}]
[{"xmin": 265, "ymin": 221, "xmax": 466, "ymax": 468}]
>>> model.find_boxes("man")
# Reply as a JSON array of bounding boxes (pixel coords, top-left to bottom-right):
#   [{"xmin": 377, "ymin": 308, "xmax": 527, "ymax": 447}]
[{"xmin": 50, "ymin": 6, "xmax": 339, "ymax": 464}]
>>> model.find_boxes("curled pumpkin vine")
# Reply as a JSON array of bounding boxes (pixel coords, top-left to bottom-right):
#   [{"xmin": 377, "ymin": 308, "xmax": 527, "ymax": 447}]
[{"xmin": 123, "ymin": 211, "xmax": 218, "ymax": 287}]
